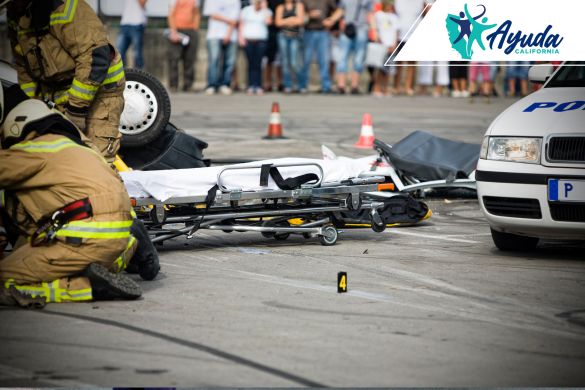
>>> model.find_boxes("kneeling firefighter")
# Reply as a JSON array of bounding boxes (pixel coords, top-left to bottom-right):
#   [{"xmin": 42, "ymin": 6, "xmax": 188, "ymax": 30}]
[
  {"xmin": 4, "ymin": 0, "xmax": 125, "ymax": 163},
  {"xmin": 0, "ymin": 85, "xmax": 154, "ymax": 307}
]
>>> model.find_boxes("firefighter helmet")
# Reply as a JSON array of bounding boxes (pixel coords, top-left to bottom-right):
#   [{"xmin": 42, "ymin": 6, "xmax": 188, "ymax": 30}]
[{"xmin": 0, "ymin": 98, "xmax": 75, "ymax": 149}]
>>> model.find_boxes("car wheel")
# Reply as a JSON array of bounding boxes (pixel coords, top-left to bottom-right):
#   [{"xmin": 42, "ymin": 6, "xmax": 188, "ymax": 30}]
[
  {"xmin": 120, "ymin": 68, "xmax": 171, "ymax": 148},
  {"xmin": 490, "ymin": 228, "xmax": 539, "ymax": 251}
]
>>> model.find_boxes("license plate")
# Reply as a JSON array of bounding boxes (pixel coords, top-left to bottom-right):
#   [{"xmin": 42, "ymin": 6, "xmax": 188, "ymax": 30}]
[{"xmin": 548, "ymin": 179, "xmax": 585, "ymax": 202}]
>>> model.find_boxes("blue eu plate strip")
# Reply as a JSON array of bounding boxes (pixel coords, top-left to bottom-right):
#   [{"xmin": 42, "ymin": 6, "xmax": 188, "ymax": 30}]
[{"xmin": 549, "ymin": 179, "xmax": 559, "ymax": 201}]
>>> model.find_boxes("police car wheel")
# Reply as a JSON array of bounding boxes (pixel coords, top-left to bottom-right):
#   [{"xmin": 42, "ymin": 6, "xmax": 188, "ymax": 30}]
[
  {"xmin": 120, "ymin": 68, "xmax": 171, "ymax": 148},
  {"xmin": 490, "ymin": 228, "xmax": 539, "ymax": 251}
]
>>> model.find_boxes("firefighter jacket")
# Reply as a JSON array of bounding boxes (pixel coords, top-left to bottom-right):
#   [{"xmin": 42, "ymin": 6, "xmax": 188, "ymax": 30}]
[
  {"xmin": 0, "ymin": 133, "xmax": 133, "ymax": 243},
  {"xmin": 7, "ymin": 0, "xmax": 125, "ymax": 114}
]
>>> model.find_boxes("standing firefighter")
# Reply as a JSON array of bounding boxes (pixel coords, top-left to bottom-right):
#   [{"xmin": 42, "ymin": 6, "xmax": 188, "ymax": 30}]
[
  {"xmin": 6, "ymin": 0, "xmax": 125, "ymax": 163},
  {"xmin": 0, "ymin": 85, "xmax": 142, "ymax": 308}
]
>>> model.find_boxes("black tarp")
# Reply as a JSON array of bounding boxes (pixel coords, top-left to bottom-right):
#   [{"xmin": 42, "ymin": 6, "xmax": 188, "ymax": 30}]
[{"xmin": 375, "ymin": 131, "xmax": 481, "ymax": 182}]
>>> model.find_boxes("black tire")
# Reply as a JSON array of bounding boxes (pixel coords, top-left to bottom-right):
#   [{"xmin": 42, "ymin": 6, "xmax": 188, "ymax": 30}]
[
  {"xmin": 120, "ymin": 68, "xmax": 171, "ymax": 148},
  {"xmin": 490, "ymin": 228, "xmax": 539, "ymax": 251},
  {"xmin": 120, "ymin": 123, "xmax": 208, "ymax": 170}
]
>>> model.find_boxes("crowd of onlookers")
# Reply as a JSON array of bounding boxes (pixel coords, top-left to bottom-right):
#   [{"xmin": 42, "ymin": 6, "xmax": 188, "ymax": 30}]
[{"xmin": 117, "ymin": 0, "xmax": 538, "ymax": 98}]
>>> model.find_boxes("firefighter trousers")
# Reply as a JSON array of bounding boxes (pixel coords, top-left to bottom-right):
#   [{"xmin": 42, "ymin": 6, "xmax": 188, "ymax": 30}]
[
  {"xmin": 84, "ymin": 85, "xmax": 125, "ymax": 163},
  {"xmin": 0, "ymin": 236, "xmax": 136, "ymax": 303}
]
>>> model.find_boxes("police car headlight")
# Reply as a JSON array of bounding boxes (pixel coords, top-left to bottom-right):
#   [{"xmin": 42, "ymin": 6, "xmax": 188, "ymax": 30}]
[{"xmin": 487, "ymin": 137, "xmax": 542, "ymax": 164}]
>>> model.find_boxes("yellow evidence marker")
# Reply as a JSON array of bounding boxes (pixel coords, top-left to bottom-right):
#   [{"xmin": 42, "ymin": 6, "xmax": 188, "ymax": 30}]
[{"xmin": 338, "ymin": 272, "xmax": 347, "ymax": 293}]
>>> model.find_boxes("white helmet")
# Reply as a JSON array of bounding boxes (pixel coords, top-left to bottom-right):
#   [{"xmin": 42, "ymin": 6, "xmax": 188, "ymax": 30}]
[{"xmin": 1, "ymin": 98, "xmax": 69, "ymax": 149}]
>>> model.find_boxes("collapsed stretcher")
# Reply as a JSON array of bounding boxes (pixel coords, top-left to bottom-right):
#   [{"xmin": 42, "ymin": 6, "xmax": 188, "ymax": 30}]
[
  {"xmin": 121, "ymin": 131, "xmax": 478, "ymax": 246},
  {"xmin": 122, "ymin": 158, "xmax": 393, "ymax": 246}
]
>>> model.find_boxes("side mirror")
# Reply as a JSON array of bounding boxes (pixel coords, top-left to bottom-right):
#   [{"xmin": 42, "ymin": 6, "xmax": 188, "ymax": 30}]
[{"xmin": 528, "ymin": 64, "xmax": 553, "ymax": 84}]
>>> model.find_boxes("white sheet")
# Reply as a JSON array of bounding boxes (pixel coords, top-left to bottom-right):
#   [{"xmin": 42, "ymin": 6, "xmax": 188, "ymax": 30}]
[{"xmin": 121, "ymin": 158, "xmax": 370, "ymax": 202}]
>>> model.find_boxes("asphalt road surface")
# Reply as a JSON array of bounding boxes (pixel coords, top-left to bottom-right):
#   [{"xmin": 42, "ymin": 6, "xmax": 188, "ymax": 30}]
[{"xmin": 1, "ymin": 94, "xmax": 584, "ymax": 387}]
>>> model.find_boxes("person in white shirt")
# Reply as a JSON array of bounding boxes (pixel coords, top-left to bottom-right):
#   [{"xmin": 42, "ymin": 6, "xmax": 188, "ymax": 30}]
[
  {"xmin": 117, "ymin": 0, "xmax": 148, "ymax": 69},
  {"xmin": 203, "ymin": 0, "xmax": 241, "ymax": 95},
  {"xmin": 239, "ymin": 0, "xmax": 273, "ymax": 94},
  {"xmin": 416, "ymin": 0, "xmax": 449, "ymax": 97},
  {"xmin": 372, "ymin": 0, "xmax": 398, "ymax": 96}
]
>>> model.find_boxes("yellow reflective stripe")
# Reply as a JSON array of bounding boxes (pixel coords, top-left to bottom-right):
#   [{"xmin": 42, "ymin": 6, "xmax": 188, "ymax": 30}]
[
  {"xmin": 0, "ymin": 190, "xmax": 4, "ymax": 208},
  {"xmin": 103, "ymin": 62, "xmax": 125, "ymax": 85},
  {"xmin": 53, "ymin": 90, "xmax": 69, "ymax": 105},
  {"xmin": 56, "ymin": 220, "xmax": 133, "ymax": 240},
  {"xmin": 69, "ymin": 79, "xmax": 98, "ymax": 101},
  {"xmin": 130, "ymin": 209, "xmax": 137, "ymax": 218},
  {"xmin": 20, "ymin": 82, "xmax": 37, "ymax": 97},
  {"xmin": 10, "ymin": 138, "xmax": 79, "ymax": 153},
  {"xmin": 50, "ymin": 0, "xmax": 78, "ymax": 25},
  {"xmin": 113, "ymin": 235, "xmax": 137, "ymax": 273},
  {"xmin": 5, "ymin": 279, "xmax": 51, "ymax": 302},
  {"xmin": 5, "ymin": 279, "xmax": 92, "ymax": 302},
  {"xmin": 59, "ymin": 287, "xmax": 92, "ymax": 302},
  {"xmin": 17, "ymin": 28, "xmax": 33, "ymax": 36}
]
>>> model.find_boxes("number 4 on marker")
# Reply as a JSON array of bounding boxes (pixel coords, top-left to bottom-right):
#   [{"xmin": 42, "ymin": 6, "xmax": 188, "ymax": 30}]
[{"xmin": 338, "ymin": 272, "xmax": 347, "ymax": 293}]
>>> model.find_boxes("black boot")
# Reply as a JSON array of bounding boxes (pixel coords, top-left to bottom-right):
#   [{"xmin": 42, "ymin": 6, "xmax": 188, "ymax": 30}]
[
  {"xmin": 128, "ymin": 219, "xmax": 160, "ymax": 281},
  {"xmin": 84, "ymin": 263, "xmax": 142, "ymax": 300}
]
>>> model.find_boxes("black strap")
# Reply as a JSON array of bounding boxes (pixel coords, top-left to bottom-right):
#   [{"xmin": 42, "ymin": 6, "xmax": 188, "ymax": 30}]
[
  {"xmin": 260, "ymin": 164, "xmax": 271, "ymax": 187},
  {"xmin": 187, "ymin": 185, "xmax": 218, "ymax": 236},
  {"xmin": 268, "ymin": 166, "xmax": 319, "ymax": 190},
  {"xmin": 30, "ymin": 198, "xmax": 93, "ymax": 247},
  {"xmin": 260, "ymin": 164, "xmax": 319, "ymax": 190}
]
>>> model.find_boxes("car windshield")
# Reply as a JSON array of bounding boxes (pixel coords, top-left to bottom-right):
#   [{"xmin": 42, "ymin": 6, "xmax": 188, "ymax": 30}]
[{"xmin": 546, "ymin": 62, "xmax": 585, "ymax": 88}]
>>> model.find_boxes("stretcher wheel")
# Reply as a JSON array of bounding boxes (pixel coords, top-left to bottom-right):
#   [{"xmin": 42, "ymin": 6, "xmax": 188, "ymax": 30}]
[
  {"xmin": 274, "ymin": 221, "xmax": 291, "ymax": 240},
  {"xmin": 319, "ymin": 226, "xmax": 338, "ymax": 246},
  {"xmin": 370, "ymin": 211, "xmax": 386, "ymax": 233},
  {"xmin": 120, "ymin": 68, "xmax": 171, "ymax": 147},
  {"xmin": 149, "ymin": 206, "xmax": 166, "ymax": 225},
  {"xmin": 261, "ymin": 220, "xmax": 290, "ymax": 240},
  {"xmin": 371, "ymin": 222, "xmax": 386, "ymax": 233}
]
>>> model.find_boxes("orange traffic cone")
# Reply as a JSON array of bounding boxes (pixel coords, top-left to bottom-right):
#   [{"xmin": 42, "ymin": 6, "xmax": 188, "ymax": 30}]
[
  {"xmin": 354, "ymin": 113, "xmax": 375, "ymax": 149},
  {"xmin": 264, "ymin": 102, "xmax": 286, "ymax": 139}
]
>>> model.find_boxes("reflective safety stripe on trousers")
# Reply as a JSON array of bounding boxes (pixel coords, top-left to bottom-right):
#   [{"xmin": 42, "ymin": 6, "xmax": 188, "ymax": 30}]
[
  {"xmin": 5, "ymin": 279, "xmax": 92, "ymax": 303},
  {"xmin": 55, "ymin": 220, "xmax": 133, "ymax": 240},
  {"xmin": 112, "ymin": 235, "xmax": 137, "ymax": 273}
]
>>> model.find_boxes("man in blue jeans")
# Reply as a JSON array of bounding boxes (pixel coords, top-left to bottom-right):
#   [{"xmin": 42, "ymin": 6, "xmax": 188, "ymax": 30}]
[
  {"xmin": 204, "ymin": 0, "xmax": 241, "ymax": 95},
  {"xmin": 328, "ymin": 0, "xmax": 375, "ymax": 94},
  {"xmin": 117, "ymin": 0, "xmax": 148, "ymax": 69},
  {"xmin": 300, "ymin": 0, "xmax": 339, "ymax": 93}
]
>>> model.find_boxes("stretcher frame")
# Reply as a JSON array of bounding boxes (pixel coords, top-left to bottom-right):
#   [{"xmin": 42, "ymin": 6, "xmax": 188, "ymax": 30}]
[{"xmin": 131, "ymin": 163, "xmax": 388, "ymax": 246}]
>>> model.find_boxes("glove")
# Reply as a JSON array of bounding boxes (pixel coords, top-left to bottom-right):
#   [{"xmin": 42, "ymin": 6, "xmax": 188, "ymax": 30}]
[{"xmin": 64, "ymin": 104, "xmax": 88, "ymax": 132}]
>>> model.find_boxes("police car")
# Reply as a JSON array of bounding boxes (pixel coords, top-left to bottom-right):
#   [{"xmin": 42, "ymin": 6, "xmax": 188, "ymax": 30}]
[{"xmin": 477, "ymin": 62, "xmax": 585, "ymax": 250}]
